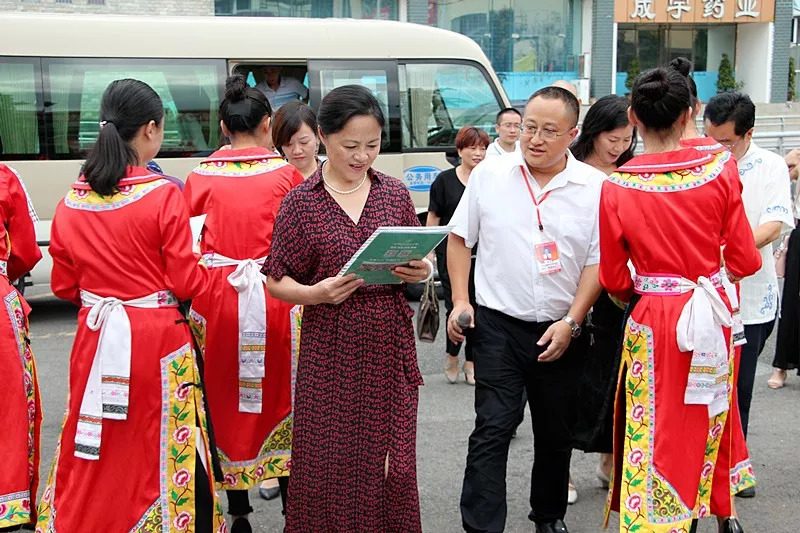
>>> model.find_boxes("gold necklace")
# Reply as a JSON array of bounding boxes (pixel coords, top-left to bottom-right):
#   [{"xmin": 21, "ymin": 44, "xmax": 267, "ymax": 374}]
[{"xmin": 323, "ymin": 167, "xmax": 368, "ymax": 195}]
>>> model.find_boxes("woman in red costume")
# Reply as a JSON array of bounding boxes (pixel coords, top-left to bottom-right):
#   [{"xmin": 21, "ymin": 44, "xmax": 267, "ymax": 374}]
[
  {"xmin": 184, "ymin": 74, "xmax": 303, "ymax": 533},
  {"xmin": 0, "ymin": 164, "xmax": 42, "ymax": 532},
  {"xmin": 39, "ymin": 79, "xmax": 225, "ymax": 533},
  {"xmin": 599, "ymin": 68, "xmax": 761, "ymax": 533}
]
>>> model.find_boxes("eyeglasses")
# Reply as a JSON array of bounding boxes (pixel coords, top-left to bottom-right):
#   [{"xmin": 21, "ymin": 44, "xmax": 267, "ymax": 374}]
[
  {"xmin": 498, "ymin": 122, "xmax": 521, "ymax": 131},
  {"xmin": 521, "ymin": 124, "xmax": 573, "ymax": 141},
  {"xmin": 720, "ymin": 136, "xmax": 744, "ymax": 151}
]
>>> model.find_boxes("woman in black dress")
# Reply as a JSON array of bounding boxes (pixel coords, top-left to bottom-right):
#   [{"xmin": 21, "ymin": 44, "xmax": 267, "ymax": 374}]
[
  {"xmin": 425, "ymin": 126, "xmax": 490, "ymax": 385},
  {"xmin": 770, "ymin": 182, "xmax": 800, "ymax": 388},
  {"xmin": 568, "ymin": 95, "xmax": 636, "ymax": 503}
]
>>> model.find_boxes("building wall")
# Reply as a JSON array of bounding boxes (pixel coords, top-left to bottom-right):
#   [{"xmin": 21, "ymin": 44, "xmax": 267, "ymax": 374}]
[
  {"xmin": 737, "ymin": 22, "xmax": 773, "ymax": 103},
  {"xmin": 771, "ymin": 0, "xmax": 792, "ymax": 101},
  {"xmin": 0, "ymin": 0, "xmax": 213, "ymax": 15},
  {"xmin": 591, "ymin": 0, "xmax": 614, "ymax": 98}
]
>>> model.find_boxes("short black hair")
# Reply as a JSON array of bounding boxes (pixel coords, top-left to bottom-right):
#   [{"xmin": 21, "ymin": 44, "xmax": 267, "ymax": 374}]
[
  {"xmin": 526, "ymin": 86, "xmax": 580, "ymax": 127},
  {"xmin": 272, "ymin": 100, "xmax": 318, "ymax": 155},
  {"xmin": 317, "ymin": 85, "xmax": 385, "ymax": 136},
  {"xmin": 570, "ymin": 94, "xmax": 637, "ymax": 167},
  {"xmin": 630, "ymin": 67, "xmax": 690, "ymax": 133},
  {"xmin": 495, "ymin": 107, "xmax": 521, "ymax": 125},
  {"xmin": 704, "ymin": 92, "xmax": 755, "ymax": 137}
]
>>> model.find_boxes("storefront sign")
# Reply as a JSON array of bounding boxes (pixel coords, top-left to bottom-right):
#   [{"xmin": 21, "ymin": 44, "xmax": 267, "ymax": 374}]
[{"xmin": 615, "ymin": 0, "xmax": 775, "ymax": 23}]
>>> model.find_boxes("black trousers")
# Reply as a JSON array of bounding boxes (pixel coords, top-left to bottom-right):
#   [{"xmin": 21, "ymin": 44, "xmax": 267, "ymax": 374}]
[
  {"xmin": 460, "ymin": 307, "xmax": 586, "ymax": 533},
  {"xmin": 195, "ymin": 453, "xmax": 214, "ymax": 533},
  {"xmin": 438, "ymin": 249, "xmax": 476, "ymax": 360},
  {"xmin": 737, "ymin": 320, "xmax": 775, "ymax": 438},
  {"xmin": 227, "ymin": 477, "xmax": 289, "ymax": 516}
]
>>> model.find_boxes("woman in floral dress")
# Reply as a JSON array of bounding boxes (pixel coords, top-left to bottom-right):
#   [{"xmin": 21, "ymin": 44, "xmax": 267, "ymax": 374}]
[{"xmin": 264, "ymin": 85, "xmax": 431, "ymax": 532}]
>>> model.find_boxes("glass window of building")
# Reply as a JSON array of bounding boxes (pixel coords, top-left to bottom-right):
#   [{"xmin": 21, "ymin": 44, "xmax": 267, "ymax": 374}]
[
  {"xmin": 616, "ymin": 25, "xmax": 735, "ymax": 102},
  {"xmin": 421, "ymin": 0, "xmax": 581, "ymax": 103},
  {"xmin": 215, "ymin": 0, "xmax": 399, "ymax": 19}
]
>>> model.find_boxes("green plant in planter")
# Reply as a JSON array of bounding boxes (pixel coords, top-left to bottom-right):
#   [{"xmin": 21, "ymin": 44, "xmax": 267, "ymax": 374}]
[
  {"xmin": 625, "ymin": 56, "xmax": 640, "ymax": 92},
  {"xmin": 789, "ymin": 56, "xmax": 796, "ymax": 101},
  {"xmin": 717, "ymin": 53, "xmax": 743, "ymax": 93}
]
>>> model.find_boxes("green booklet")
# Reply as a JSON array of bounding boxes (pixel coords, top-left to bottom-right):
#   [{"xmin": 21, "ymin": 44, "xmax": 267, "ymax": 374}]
[{"xmin": 338, "ymin": 226, "xmax": 452, "ymax": 285}]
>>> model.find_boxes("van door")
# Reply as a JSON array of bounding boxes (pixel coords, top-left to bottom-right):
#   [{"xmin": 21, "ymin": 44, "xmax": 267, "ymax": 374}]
[{"xmin": 307, "ymin": 59, "xmax": 402, "ymax": 178}]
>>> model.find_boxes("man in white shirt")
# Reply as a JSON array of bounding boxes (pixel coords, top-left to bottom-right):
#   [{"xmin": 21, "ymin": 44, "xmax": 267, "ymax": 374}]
[
  {"xmin": 447, "ymin": 87, "xmax": 605, "ymax": 533},
  {"xmin": 255, "ymin": 66, "xmax": 309, "ymax": 111},
  {"xmin": 485, "ymin": 107, "xmax": 521, "ymax": 157},
  {"xmin": 704, "ymin": 92, "xmax": 794, "ymax": 498}
]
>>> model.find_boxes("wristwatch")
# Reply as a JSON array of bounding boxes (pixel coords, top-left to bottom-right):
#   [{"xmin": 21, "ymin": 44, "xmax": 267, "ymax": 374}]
[{"xmin": 562, "ymin": 316, "xmax": 581, "ymax": 338}]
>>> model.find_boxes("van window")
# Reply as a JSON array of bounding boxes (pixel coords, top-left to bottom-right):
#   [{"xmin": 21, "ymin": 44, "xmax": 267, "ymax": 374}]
[
  {"xmin": 399, "ymin": 62, "xmax": 500, "ymax": 149},
  {"xmin": 43, "ymin": 58, "xmax": 225, "ymax": 158},
  {"xmin": 317, "ymin": 67, "xmax": 393, "ymax": 151},
  {"xmin": 231, "ymin": 64, "xmax": 309, "ymax": 112},
  {"xmin": 0, "ymin": 58, "xmax": 41, "ymax": 157}
]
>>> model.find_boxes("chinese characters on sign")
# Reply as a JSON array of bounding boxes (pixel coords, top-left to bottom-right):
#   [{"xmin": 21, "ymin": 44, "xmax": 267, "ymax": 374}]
[
  {"xmin": 667, "ymin": 0, "xmax": 691, "ymax": 20},
  {"xmin": 703, "ymin": 0, "xmax": 725, "ymax": 18},
  {"xmin": 735, "ymin": 0, "xmax": 760, "ymax": 17},
  {"xmin": 630, "ymin": 0, "xmax": 656, "ymax": 20},
  {"xmin": 620, "ymin": 0, "xmax": 772, "ymax": 22}
]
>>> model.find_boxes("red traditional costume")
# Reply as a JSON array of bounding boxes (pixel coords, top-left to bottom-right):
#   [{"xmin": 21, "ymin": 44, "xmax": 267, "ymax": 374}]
[
  {"xmin": 39, "ymin": 167, "xmax": 228, "ymax": 533},
  {"xmin": 183, "ymin": 148, "xmax": 302, "ymax": 490},
  {"xmin": 0, "ymin": 164, "xmax": 42, "ymax": 529},
  {"xmin": 599, "ymin": 148, "xmax": 762, "ymax": 532}
]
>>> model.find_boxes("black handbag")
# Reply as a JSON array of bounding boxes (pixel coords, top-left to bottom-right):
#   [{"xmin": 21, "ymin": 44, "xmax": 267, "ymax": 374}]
[{"xmin": 416, "ymin": 278, "xmax": 440, "ymax": 343}]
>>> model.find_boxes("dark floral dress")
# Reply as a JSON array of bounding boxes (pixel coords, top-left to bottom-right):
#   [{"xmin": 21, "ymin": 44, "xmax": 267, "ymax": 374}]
[{"xmin": 263, "ymin": 167, "xmax": 424, "ymax": 532}]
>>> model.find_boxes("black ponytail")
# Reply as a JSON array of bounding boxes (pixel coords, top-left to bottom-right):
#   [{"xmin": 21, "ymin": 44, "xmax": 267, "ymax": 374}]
[
  {"xmin": 83, "ymin": 79, "xmax": 163, "ymax": 196},
  {"xmin": 220, "ymin": 74, "xmax": 272, "ymax": 135}
]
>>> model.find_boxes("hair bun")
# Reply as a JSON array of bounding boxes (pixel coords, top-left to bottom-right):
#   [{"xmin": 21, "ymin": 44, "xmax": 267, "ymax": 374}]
[
  {"xmin": 224, "ymin": 74, "xmax": 248, "ymax": 102},
  {"xmin": 636, "ymin": 70, "xmax": 670, "ymax": 101},
  {"xmin": 669, "ymin": 57, "xmax": 692, "ymax": 77}
]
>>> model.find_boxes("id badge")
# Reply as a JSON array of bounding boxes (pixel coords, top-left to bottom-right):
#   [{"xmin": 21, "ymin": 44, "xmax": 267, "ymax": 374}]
[{"xmin": 534, "ymin": 241, "xmax": 561, "ymax": 275}]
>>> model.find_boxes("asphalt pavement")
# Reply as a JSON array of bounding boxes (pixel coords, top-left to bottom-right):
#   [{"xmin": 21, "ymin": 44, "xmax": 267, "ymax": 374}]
[{"xmin": 24, "ymin": 287, "xmax": 799, "ymax": 533}]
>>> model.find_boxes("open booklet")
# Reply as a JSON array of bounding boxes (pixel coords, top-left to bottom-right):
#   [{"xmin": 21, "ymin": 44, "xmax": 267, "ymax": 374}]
[{"xmin": 338, "ymin": 226, "xmax": 452, "ymax": 285}]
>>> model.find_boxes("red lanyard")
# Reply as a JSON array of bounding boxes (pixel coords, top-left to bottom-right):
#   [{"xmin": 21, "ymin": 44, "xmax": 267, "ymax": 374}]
[{"xmin": 521, "ymin": 165, "xmax": 549, "ymax": 231}]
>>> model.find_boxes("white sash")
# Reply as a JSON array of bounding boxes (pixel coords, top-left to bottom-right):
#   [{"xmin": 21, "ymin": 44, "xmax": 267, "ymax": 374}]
[
  {"xmin": 203, "ymin": 253, "xmax": 267, "ymax": 414},
  {"xmin": 675, "ymin": 276, "xmax": 734, "ymax": 417},
  {"xmin": 76, "ymin": 289, "xmax": 176, "ymax": 460}
]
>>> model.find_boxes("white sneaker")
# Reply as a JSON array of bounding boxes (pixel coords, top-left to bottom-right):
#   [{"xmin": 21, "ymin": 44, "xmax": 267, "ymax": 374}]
[{"xmin": 567, "ymin": 481, "xmax": 578, "ymax": 505}]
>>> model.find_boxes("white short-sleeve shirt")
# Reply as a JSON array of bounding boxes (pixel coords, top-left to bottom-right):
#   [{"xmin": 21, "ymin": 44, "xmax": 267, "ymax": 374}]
[
  {"xmin": 450, "ymin": 149, "xmax": 605, "ymax": 322},
  {"xmin": 484, "ymin": 139, "xmax": 520, "ymax": 158},
  {"xmin": 255, "ymin": 77, "xmax": 309, "ymax": 110},
  {"xmin": 737, "ymin": 142, "xmax": 795, "ymax": 324}
]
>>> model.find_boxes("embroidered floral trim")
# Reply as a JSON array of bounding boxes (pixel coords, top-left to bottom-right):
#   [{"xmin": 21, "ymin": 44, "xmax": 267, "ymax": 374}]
[
  {"xmin": 64, "ymin": 179, "xmax": 168, "ymax": 211},
  {"xmin": 730, "ymin": 459, "xmax": 756, "ymax": 495},
  {"xmin": 290, "ymin": 305, "xmax": 302, "ymax": 410},
  {"xmin": 188, "ymin": 308, "xmax": 207, "ymax": 355},
  {"xmin": 610, "ymin": 152, "xmax": 728, "ymax": 193},
  {"xmin": 3, "ymin": 291, "xmax": 38, "ymax": 528},
  {"xmin": 615, "ymin": 318, "xmax": 694, "ymax": 531},
  {"xmin": 217, "ymin": 414, "xmax": 292, "ymax": 490},
  {"xmin": 193, "ymin": 158, "xmax": 289, "ymax": 178},
  {"xmin": 0, "ymin": 260, "xmax": 7, "ymax": 277},
  {"xmin": 0, "ymin": 491, "xmax": 31, "ymax": 528},
  {"xmin": 634, "ymin": 273, "xmax": 722, "ymax": 295}
]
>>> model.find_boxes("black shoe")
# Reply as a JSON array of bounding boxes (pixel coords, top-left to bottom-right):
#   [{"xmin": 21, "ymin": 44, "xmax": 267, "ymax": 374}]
[
  {"xmin": 231, "ymin": 517, "xmax": 253, "ymax": 533},
  {"xmin": 535, "ymin": 519, "xmax": 568, "ymax": 533},
  {"xmin": 734, "ymin": 485, "xmax": 755, "ymax": 498},
  {"xmin": 720, "ymin": 518, "xmax": 744, "ymax": 533},
  {"xmin": 259, "ymin": 484, "xmax": 281, "ymax": 501}
]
